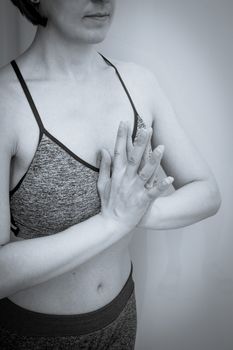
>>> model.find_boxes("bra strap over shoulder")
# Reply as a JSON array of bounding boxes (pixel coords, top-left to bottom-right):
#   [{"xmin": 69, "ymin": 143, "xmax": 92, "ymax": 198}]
[
  {"xmin": 11, "ymin": 60, "xmax": 45, "ymax": 134},
  {"xmin": 98, "ymin": 53, "xmax": 139, "ymax": 118}
]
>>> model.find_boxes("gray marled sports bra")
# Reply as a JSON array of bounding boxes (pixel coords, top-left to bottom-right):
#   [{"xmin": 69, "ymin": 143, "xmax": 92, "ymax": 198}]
[{"xmin": 10, "ymin": 53, "xmax": 150, "ymax": 239}]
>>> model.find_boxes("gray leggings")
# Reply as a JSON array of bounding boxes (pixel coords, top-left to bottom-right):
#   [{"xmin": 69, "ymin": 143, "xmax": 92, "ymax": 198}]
[{"xmin": 0, "ymin": 262, "xmax": 137, "ymax": 349}]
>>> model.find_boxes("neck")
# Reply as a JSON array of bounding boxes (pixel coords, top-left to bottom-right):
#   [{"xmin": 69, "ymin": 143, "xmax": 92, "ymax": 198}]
[{"xmin": 26, "ymin": 24, "xmax": 104, "ymax": 80}]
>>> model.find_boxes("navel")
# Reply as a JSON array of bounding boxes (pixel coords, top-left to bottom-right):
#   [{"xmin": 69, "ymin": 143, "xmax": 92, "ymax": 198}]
[{"xmin": 97, "ymin": 282, "xmax": 104, "ymax": 292}]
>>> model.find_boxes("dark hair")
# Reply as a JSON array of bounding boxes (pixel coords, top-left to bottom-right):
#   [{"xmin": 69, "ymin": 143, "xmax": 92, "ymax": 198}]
[{"xmin": 10, "ymin": 0, "xmax": 48, "ymax": 27}]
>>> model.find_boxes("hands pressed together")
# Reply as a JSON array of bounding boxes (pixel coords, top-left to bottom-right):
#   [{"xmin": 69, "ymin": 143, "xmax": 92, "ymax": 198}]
[{"xmin": 97, "ymin": 120, "xmax": 174, "ymax": 232}]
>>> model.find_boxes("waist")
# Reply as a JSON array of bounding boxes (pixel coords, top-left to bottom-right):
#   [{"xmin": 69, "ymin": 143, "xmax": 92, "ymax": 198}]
[
  {"xmin": 0, "ymin": 261, "xmax": 134, "ymax": 337},
  {"xmin": 7, "ymin": 249, "xmax": 132, "ymax": 314}
]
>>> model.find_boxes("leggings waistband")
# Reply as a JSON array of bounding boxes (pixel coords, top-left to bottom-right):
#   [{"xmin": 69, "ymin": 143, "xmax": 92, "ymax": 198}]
[{"xmin": 0, "ymin": 261, "xmax": 134, "ymax": 337}]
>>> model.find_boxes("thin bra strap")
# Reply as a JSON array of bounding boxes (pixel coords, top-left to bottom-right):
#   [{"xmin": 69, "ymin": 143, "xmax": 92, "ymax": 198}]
[
  {"xmin": 11, "ymin": 55, "xmax": 139, "ymax": 131},
  {"xmin": 98, "ymin": 53, "xmax": 139, "ymax": 117},
  {"xmin": 11, "ymin": 60, "xmax": 45, "ymax": 133}
]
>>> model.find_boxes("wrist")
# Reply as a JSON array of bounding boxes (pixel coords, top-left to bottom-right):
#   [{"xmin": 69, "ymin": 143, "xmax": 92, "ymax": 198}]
[{"xmin": 98, "ymin": 212, "xmax": 131, "ymax": 237}]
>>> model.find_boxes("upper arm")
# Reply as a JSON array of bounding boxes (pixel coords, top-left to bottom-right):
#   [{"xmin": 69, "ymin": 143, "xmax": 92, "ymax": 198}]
[
  {"xmin": 0, "ymin": 73, "xmax": 18, "ymax": 246},
  {"xmin": 145, "ymin": 69, "xmax": 220, "ymax": 193},
  {"xmin": 0, "ymin": 118, "xmax": 12, "ymax": 246}
]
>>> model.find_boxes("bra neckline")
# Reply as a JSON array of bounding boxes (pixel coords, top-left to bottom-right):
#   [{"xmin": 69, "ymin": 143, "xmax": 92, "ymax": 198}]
[
  {"xmin": 9, "ymin": 53, "xmax": 141, "ymax": 196},
  {"xmin": 42, "ymin": 110, "xmax": 138, "ymax": 172},
  {"xmin": 9, "ymin": 113, "xmax": 140, "ymax": 199}
]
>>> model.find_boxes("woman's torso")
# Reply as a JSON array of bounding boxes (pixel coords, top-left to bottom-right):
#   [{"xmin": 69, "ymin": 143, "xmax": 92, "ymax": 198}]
[{"xmin": 5, "ymin": 53, "xmax": 153, "ymax": 314}]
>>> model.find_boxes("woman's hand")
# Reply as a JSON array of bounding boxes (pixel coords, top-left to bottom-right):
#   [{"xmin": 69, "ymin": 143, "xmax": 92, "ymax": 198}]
[{"xmin": 97, "ymin": 121, "xmax": 174, "ymax": 233}]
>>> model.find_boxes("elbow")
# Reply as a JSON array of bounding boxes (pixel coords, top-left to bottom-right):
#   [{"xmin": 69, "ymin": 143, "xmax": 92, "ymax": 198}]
[
  {"xmin": 211, "ymin": 192, "xmax": 222, "ymax": 216},
  {"xmin": 207, "ymin": 181, "xmax": 222, "ymax": 217}
]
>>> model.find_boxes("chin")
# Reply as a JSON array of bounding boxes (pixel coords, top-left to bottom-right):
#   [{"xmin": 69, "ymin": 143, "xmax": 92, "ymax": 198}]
[
  {"xmin": 72, "ymin": 28, "xmax": 110, "ymax": 45},
  {"xmin": 56, "ymin": 14, "xmax": 113, "ymax": 45},
  {"xmin": 85, "ymin": 32, "xmax": 108, "ymax": 44}
]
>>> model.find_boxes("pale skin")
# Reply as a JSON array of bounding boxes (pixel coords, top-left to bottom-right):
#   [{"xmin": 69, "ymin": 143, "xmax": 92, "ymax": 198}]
[
  {"xmin": 135, "ymin": 70, "xmax": 222, "ymax": 230},
  {"xmin": 0, "ymin": 0, "xmax": 221, "ymax": 314},
  {"xmin": 98, "ymin": 121, "xmax": 175, "ymax": 232}
]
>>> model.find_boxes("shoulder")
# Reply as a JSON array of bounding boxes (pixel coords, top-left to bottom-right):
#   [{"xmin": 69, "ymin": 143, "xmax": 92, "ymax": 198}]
[
  {"xmin": 110, "ymin": 57, "xmax": 158, "ymax": 87},
  {"xmin": 0, "ymin": 62, "xmax": 20, "ymax": 156},
  {"xmin": 106, "ymin": 56, "xmax": 163, "ymax": 112}
]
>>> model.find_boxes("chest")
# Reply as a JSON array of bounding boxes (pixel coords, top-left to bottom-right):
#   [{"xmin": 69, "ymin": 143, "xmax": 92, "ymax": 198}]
[
  {"xmin": 11, "ymin": 76, "xmax": 152, "ymax": 192},
  {"xmin": 9, "ymin": 64, "xmax": 153, "ymax": 239},
  {"xmin": 10, "ymin": 113, "xmax": 149, "ymax": 239},
  {"xmin": 35, "ymin": 81, "xmax": 136, "ymax": 156}
]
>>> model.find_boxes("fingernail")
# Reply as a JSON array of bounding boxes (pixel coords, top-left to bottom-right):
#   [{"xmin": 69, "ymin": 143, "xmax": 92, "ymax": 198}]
[
  {"xmin": 158, "ymin": 176, "xmax": 174, "ymax": 190},
  {"xmin": 155, "ymin": 145, "xmax": 164, "ymax": 155},
  {"xmin": 165, "ymin": 176, "xmax": 174, "ymax": 184}
]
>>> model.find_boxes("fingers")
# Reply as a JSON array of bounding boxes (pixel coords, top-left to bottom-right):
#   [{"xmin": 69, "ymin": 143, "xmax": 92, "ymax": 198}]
[
  {"xmin": 138, "ymin": 127, "xmax": 153, "ymax": 172},
  {"xmin": 126, "ymin": 121, "xmax": 134, "ymax": 160},
  {"xmin": 111, "ymin": 121, "xmax": 128, "ymax": 179},
  {"xmin": 125, "ymin": 127, "xmax": 151, "ymax": 179},
  {"xmin": 145, "ymin": 145, "xmax": 164, "ymax": 187},
  {"xmin": 146, "ymin": 176, "xmax": 174, "ymax": 200},
  {"xmin": 136, "ymin": 144, "xmax": 163, "ymax": 185},
  {"xmin": 97, "ymin": 148, "xmax": 112, "ymax": 205}
]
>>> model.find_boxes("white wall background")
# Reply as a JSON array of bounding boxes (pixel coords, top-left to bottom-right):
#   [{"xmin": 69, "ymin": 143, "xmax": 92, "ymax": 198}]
[{"xmin": 1, "ymin": 1, "xmax": 232, "ymax": 349}]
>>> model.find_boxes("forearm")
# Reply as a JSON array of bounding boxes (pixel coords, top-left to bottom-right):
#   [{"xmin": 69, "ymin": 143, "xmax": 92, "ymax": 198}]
[
  {"xmin": 137, "ymin": 180, "xmax": 221, "ymax": 230},
  {"xmin": 0, "ymin": 213, "xmax": 126, "ymax": 299}
]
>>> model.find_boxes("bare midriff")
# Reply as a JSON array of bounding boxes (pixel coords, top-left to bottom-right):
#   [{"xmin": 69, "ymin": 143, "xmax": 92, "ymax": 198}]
[{"xmin": 8, "ymin": 234, "xmax": 133, "ymax": 315}]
